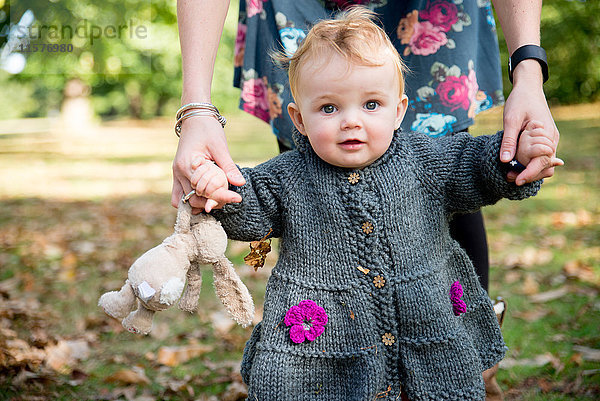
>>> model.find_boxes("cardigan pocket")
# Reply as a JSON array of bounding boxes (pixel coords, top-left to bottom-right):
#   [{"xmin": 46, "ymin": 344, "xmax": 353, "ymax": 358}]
[
  {"xmin": 258, "ymin": 275, "xmax": 378, "ymax": 358},
  {"xmin": 241, "ymin": 321, "xmax": 262, "ymax": 386},
  {"xmin": 245, "ymin": 349, "xmax": 387, "ymax": 400}
]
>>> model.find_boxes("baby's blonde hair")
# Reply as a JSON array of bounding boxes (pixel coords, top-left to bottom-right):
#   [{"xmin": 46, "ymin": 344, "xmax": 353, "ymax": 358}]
[{"xmin": 274, "ymin": 7, "xmax": 407, "ymax": 103}]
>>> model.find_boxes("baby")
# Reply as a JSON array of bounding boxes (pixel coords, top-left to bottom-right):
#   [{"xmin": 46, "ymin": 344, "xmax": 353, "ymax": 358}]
[{"xmin": 189, "ymin": 8, "xmax": 561, "ymax": 401}]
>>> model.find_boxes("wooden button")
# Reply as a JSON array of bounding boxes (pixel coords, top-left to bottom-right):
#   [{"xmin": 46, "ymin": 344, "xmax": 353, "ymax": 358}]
[
  {"xmin": 348, "ymin": 172, "xmax": 360, "ymax": 184},
  {"xmin": 361, "ymin": 221, "xmax": 374, "ymax": 234},
  {"xmin": 382, "ymin": 333, "xmax": 395, "ymax": 346},
  {"xmin": 373, "ymin": 275, "xmax": 385, "ymax": 288}
]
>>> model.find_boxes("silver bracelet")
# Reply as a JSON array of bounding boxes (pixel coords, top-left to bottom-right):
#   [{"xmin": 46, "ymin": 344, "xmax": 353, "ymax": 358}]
[{"xmin": 174, "ymin": 102, "xmax": 227, "ymax": 137}]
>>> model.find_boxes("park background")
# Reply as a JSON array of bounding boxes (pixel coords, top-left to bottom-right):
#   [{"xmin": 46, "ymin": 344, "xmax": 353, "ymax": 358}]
[{"xmin": 0, "ymin": 0, "xmax": 599, "ymax": 399}]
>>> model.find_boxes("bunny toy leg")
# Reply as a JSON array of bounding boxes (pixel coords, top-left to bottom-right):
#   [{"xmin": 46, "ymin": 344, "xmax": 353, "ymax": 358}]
[
  {"xmin": 122, "ymin": 303, "xmax": 155, "ymax": 335},
  {"xmin": 178, "ymin": 262, "xmax": 203, "ymax": 313},
  {"xmin": 98, "ymin": 280, "xmax": 138, "ymax": 320}
]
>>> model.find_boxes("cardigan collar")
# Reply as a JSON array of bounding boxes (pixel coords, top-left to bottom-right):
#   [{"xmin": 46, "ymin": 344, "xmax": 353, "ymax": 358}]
[{"xmin": 292, "ymin": 128, "xmax": 402, "ymax": 172}]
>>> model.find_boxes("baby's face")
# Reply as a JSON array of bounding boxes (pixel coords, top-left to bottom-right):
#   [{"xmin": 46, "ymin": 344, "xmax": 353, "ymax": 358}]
[{"xmin": 288, "ymin": 52, "xmax": 407, "ymax": 169}]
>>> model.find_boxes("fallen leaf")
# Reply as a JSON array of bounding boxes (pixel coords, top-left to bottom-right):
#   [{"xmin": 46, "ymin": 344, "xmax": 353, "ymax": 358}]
[
  {"xmin": 521, "ymin": 274, "xmax": 540, "ymax": 295},
  {"xmin": 244, "ymin": 229, "xmax": 273, "ymax": 271},
  {"xmin": 2, "ymin": 338, "xmax": 46, "ymax": 368},
  {"xmin": 513, "ymin": 308, "xmax": 549, "ymax": 322},
  {"xmin": 563, "ymin": 260, "xmax": 598, "ymax": 283},
  {"xmin": 504, "ymin": 270, "xmax": 521, "ymax": 284},
  {"xmin": 157, "ymin": 344, "xmax": 213, "ymax": 367},
  {"xmin": 540, "ymin": 234, "xmax": 567, "ymax": 249},
  {"xmin": 570, "ymin": 353, "xmax": 584, "ymax": 366},
  {"xmin": 530, "ymin": 287, "xmax": 569, "ymax": 303},
  {"xmin": 552, "ymin": 209, "xmax": 594, "ymax": 228},
  {"xmin": 45, "ymin": 339, "xmax": 90, "ymax": 374},
  {"xmin": 105, "ymin": 366, "xmax": 151, "ymax": 385},
  {"xmin": 504, "ymin": 247, "xmax": 553, "ymax": 269},
  {"xmin": 221, "ymin": 381, "xmax": 248, "ymax": 401},
  {"xmin": 572, "ymin": 345, "xmax": 600, "ymax": 362},
  {"xmin": 58, "ymin": 252, "xmax": 78, "ymax": 282}
]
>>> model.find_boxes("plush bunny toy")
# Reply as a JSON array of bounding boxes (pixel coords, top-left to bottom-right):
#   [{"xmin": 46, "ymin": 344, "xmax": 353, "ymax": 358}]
[{"xmin": 98, "ymin": 200, "xmax": 254, "ymax": 335}]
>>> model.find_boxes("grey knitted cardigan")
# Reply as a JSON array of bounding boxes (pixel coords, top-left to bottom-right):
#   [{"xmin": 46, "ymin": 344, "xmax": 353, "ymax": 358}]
[{"xmin": 213, "ymin": 130, "xmax": 541, "ymax": 401}]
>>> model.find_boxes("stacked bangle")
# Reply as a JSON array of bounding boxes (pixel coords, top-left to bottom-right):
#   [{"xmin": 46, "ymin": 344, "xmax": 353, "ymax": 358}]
[{"xmin": 174, "ymin": 102, "xmax": 227, "ymax": 137}]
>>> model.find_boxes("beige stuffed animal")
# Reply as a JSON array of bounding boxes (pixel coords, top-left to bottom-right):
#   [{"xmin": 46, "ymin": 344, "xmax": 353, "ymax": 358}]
[{"xmin": 98, "ymin": 200, "xmax": 254, "ymax": 335}]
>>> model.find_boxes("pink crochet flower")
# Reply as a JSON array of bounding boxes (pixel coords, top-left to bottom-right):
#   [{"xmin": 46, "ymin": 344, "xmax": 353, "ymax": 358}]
[
  {"xmin": 450, "ymin": 281, "xmax": 467, "ymax": 316},
  {"xmin": 284, "ymin": 300, "xmax": 328, "ymax": 344}
]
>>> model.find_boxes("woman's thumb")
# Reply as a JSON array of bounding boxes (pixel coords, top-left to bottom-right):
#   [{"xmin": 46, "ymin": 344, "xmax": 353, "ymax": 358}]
[{"xmin": 213, "ymin": 150, "xmax": 245, "ymax": 186}]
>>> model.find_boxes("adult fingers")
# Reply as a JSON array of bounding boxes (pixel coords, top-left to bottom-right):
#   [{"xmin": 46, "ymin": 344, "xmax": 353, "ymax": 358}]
[
  {"xmin": 211, "ymin": 141, "xmax": 246, "ymax": 187},
  {"xmin": 501, "ymin": 111, "xmax": 524, "ymax": 162}
]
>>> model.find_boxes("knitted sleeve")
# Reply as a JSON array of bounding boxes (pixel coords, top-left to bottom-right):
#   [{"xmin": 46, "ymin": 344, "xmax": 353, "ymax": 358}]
[
  {"xmin": 409, "ymin": 131, "xmax": 542, "ymax": 214},
  {"xmin": 211, "ymin": 156, "xmax": 288, "ymax": 242}
]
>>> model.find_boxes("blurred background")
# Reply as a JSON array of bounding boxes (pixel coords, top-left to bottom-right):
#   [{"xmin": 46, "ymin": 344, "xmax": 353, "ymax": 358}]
[{"xmin": 0, "ymin": 0, "xmax": 599, "ymax": 400}]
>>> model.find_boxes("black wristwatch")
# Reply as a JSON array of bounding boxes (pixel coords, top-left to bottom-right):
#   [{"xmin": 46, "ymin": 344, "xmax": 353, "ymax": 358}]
[{"xmin": 508, "ymin": 44, "xmax": 549, "ymax": 84}]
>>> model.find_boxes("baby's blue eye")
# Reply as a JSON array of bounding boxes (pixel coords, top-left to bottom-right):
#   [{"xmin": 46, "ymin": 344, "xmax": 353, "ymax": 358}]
[
  {"xmin": 322, "ymin": 105, "xmax": 336, "ymax": 114},
  {"xmin": 365, "ymin": 101, "xmax": 379, "ymax": 110}
]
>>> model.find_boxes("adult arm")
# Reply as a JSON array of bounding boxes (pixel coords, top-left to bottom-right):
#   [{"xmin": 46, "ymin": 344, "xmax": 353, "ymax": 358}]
[
  {"xmin": 172, "ymin": 0, "xmax": 245, "ymax": 213},
  {"xmin": 492, "ymin": 0, "xmax": 560, "ymax": 185}
]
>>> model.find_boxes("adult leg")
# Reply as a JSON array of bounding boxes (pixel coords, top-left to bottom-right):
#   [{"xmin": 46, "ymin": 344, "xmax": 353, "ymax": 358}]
[{"xmin": 277, "ymin": 138, "xmax": 292, "ymax": 153}]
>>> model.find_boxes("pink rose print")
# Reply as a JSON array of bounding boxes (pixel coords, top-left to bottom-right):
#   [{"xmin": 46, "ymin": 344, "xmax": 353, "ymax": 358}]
[
  {"xmin": 241, "ymin": 77, "xmax": 270, "ymax": 121},
  {"xmin": 284, "ymin": 300, "xmax": 328, "ymax": 344},
  {"xmin": 246, "ymin": 0, "xmax": 266, "ymax": 18},
  {"xmin": 420, "ymin": 0, "xmax": 459, "ymax": 32},
  {"xmin": 436, "ymin": 74, "xmax": 471, "ymax": 111},
  {"xmin": 450, "ymin": 281, "xmax": 467, "ymax": 316},
  {"xmin": 234, "ymin": 23, "xmax": 247, "ymax": 68},
  {"xmin": 243, "ymin": 102, "xmax": 270, "ymax": 123},
  {"xmin": 409, "ymin": 21, "xmax": 448, "ymax": 56}
]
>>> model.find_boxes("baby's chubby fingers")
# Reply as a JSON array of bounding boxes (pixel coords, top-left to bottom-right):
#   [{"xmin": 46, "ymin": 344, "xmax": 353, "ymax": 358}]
[
  {"xmin": 189, "ymin": 158, "xmax": 243, "ymax": 211},
  {"xmin": 204, "ymin": 188, "xmax": 242, "ymax": 212}
]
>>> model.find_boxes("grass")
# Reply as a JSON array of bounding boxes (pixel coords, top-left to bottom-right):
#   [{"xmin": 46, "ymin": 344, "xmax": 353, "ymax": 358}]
[{"xmin": 0, "ymin": 104, "xmax": 598, "ymax": 400}]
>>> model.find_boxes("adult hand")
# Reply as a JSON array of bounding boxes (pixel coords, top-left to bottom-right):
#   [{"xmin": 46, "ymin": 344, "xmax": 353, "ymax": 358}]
[
  {"xmin": 499, "ymin": 60, "xmax": 560, "ymax": 185},
  {"xmin": 171, "ymin": 116, "xmax": 246, "ymax": 214}
]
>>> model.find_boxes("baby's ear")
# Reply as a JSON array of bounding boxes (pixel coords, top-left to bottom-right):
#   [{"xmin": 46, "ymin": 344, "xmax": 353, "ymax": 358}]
[
  {"xmin": 395, "ymin": 94, "xmax": 409, "ymax": 130},
  {"xmin": 287, "ymin": 103, "xmax": 307, "ymax": 136}
]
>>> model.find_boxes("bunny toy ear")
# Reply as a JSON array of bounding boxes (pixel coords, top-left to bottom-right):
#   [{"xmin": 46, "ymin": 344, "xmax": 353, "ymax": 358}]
[
  {"xmin": 212, "ymin": 257, "xmax": 255, "ymax": 327},
  {"xmin": 174, "ymin": 199, "xmax": 193, "ymax": 233}
]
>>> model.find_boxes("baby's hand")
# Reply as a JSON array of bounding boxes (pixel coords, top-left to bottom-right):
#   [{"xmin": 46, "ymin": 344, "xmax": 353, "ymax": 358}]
[
  {"xmin": 512, "ymin": 121, "xmax": 564, "ymax": 185},
  {"xmin": 190, "ymin": 157, "xmax": 242, "ymax": 212}
]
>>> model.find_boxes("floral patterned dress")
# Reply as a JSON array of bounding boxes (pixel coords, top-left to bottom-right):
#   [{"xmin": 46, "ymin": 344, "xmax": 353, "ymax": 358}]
[{"xmin": 234, "ymin": 0, "xmax": 503, "ymax": 148}]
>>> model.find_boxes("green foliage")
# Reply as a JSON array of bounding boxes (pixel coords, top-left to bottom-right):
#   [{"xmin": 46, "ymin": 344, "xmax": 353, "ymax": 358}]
[
  {"xmin": 497, "ymin": 0, "xmax": 600, "ymax": 104},
  {"xmin": 1, "ymin": 0, "xmax": 598, "ymax": 120}
]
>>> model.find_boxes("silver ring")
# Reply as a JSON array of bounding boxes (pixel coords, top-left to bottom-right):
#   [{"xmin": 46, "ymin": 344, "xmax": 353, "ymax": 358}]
[{"xmin": 182, "ymin": 189, "xmax": 196, "ymax": 203}]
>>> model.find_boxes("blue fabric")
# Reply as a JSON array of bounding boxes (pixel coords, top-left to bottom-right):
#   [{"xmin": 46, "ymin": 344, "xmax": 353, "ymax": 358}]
[{"xmin": 233, "ymin": 0, "xmax": 503, "ymax": 148}]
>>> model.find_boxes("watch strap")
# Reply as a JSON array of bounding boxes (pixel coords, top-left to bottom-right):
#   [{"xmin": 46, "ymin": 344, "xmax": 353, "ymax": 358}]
[{"xmin": 508, "ymin": 44, "xmax": 549, "ymax": 84}]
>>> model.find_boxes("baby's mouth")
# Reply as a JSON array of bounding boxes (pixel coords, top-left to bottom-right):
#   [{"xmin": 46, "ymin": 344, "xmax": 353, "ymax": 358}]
[{"xmin": 340, "ymin": 139, "xmax": 364, "ymax": 145}]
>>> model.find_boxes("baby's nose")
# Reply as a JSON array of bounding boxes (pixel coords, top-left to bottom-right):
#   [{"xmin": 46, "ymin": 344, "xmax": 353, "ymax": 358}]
[{"xmin": 340, "ymin": 111, "xmax": 362, "ymax": 130}]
